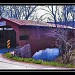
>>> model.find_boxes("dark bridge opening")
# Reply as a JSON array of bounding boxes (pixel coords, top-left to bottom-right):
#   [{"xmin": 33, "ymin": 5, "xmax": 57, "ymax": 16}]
[{"xmin": 0, "ymin": 26, "xmax": 16, "ymax": 48}]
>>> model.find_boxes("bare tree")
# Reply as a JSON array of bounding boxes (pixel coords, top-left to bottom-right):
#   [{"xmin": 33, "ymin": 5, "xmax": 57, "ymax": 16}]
[
  {"xmin": 38, "ymin": 5, "xmax": 58, "ymax": 27},
  {"xmin": 0, "ymin": 5, "xmax": 5, "ymax": 17},
  {"xmin": 37, "ymin": 5, "xmax": 75, "ymax": 64},
  {"xmin": 0, "ymin": 5, "xmax": 37, "ymax": 20}
]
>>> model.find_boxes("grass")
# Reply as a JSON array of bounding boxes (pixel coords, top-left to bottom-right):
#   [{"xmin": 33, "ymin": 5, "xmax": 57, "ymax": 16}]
[{"xmin": 3, "ymin": 52, "xmax": 75, "ymax": 68}]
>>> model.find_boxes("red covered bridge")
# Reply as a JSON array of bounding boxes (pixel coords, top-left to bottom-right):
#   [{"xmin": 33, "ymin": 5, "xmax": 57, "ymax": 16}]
[{"xmin": 0, "ymin": 17, "xmax": 75, "ymax": 55}]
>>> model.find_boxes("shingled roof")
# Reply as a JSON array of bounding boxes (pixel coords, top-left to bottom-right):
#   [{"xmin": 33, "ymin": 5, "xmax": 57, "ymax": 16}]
[{"xmin": 4, "ymin": 18, "xmax": 75, "ymax": 29}]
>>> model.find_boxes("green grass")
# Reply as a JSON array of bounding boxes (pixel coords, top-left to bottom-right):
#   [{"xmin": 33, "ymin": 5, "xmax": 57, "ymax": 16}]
[
  {"xmin": 3, "ymin": 53, "xmax": 75, "ymax": 68},
  {"xmin": 65, "ymin": 64, "xmax": 75, "ymax": 68}
]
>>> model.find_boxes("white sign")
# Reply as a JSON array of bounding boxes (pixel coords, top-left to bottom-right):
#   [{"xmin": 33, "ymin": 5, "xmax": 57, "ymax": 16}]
[{"xmin": 0, "ymin": 21, "xmax": 6, "ymax": 26}]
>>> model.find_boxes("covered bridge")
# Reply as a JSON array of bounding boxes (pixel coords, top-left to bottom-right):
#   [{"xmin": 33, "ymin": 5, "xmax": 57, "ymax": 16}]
[{"xmin": 0, "ymin": 17, "xmax": 75, "ymax": 55}]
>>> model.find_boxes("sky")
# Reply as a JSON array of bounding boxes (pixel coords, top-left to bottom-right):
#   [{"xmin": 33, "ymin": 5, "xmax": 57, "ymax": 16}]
[{"xmin": 29, "ymin": 6, "xmax": 63, "ymax": 22}]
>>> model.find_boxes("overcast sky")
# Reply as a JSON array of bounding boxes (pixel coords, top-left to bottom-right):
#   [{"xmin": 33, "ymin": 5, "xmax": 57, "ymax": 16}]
[{"xmin": 29, "ymin": 6, "xmax": 63, "ymax": 22}]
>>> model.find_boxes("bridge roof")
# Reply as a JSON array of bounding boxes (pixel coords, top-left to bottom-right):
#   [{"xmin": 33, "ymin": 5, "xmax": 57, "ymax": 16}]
[{"xmin": 1, "ymin": 17, "xmax": 75, "ymax": 29}]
